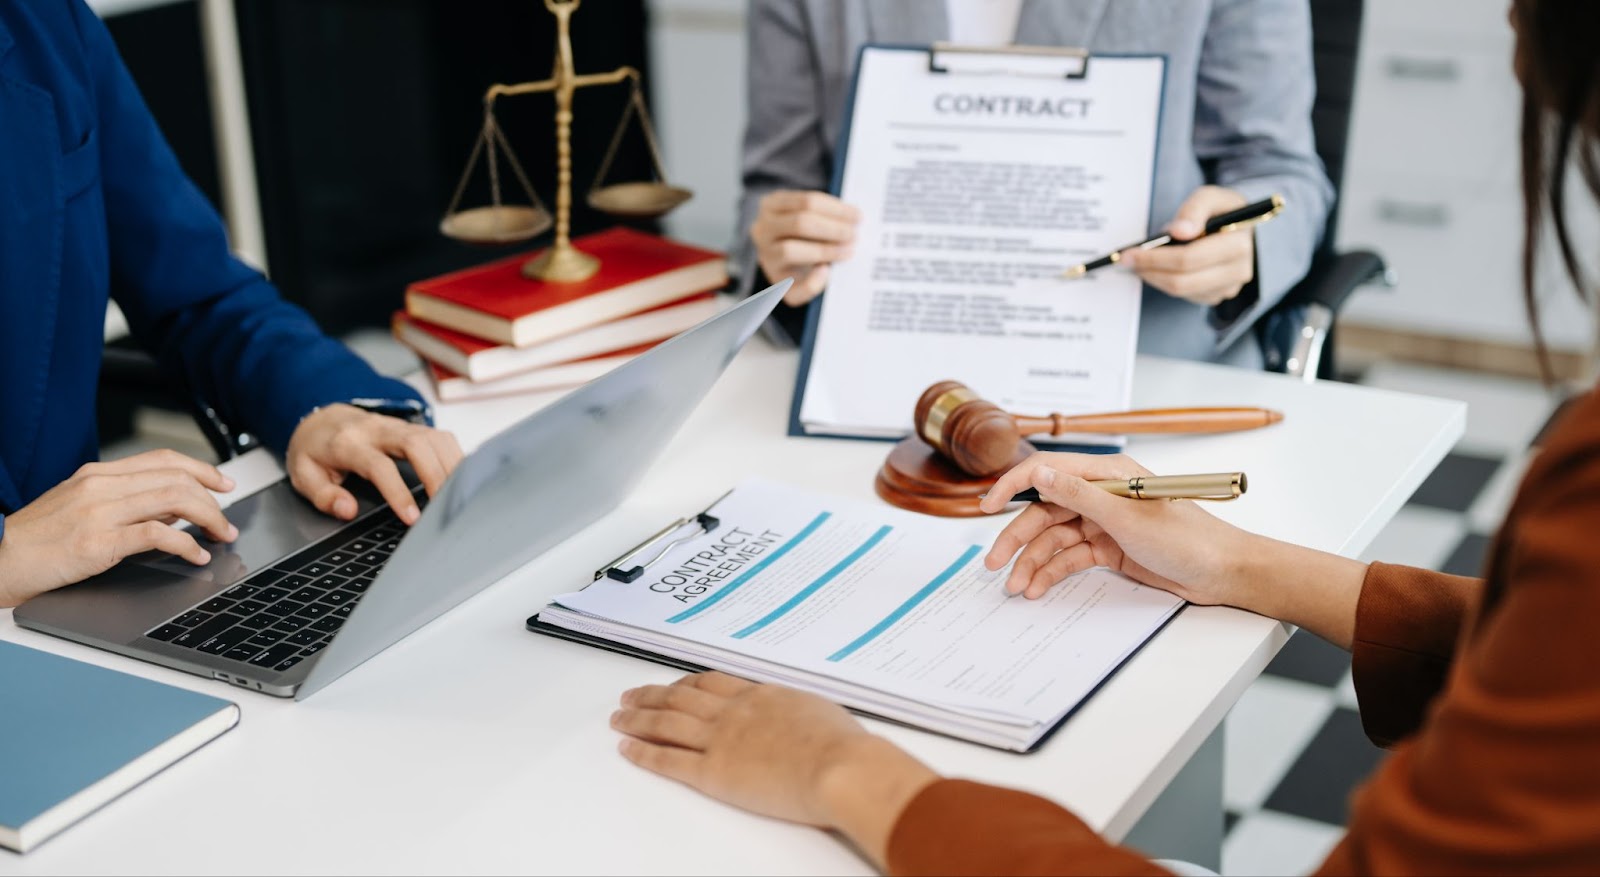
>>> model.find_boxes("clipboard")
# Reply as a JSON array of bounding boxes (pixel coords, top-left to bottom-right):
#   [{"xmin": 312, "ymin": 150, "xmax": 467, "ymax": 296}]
[
  {"xmin": 787, "ymin": 42, "xmax": 1169, "ymax": 452},
  {"xmin": 526, "ymin": 611, "xmax": 1185, "ymax": 756},
  {"xmin": 524, "ymin": 484, "xmax": 1186, "ymax": 755}
]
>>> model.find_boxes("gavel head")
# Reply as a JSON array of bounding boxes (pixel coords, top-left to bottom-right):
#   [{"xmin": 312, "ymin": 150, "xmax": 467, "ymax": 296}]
[{"xmin": 913, "ymin": 381, "xmax": 1025, "ymax": 478}]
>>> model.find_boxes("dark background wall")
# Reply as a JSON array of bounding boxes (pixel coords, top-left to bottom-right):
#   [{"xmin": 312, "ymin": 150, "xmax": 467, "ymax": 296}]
[
  {"xmin": 107, "ymin": 0, "xmax": 655, "ymax": 335},
  {"xmin": 105, "ymin": 1, "xmax": 223, "ymax": 210}
]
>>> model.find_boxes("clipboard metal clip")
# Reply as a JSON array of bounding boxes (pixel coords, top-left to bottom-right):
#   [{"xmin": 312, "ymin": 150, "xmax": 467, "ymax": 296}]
[
  {"xmin": 928, "ymin": 42, "xmax": 1090, "ymax": 80},
  {"xmin": 596, "ymin": 495, "xmax": 729, "ymax": 583}
]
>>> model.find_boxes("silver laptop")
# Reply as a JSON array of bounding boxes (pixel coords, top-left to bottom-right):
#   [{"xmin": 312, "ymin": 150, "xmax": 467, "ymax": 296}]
[{"xmin": 15, "ymin": 280, "xmax": 790, "ymax": 699}]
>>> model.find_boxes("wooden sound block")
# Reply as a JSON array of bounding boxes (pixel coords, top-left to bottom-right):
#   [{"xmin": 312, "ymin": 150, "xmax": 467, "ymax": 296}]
[{"xmin": 874, "ymin": 436, "xmax": 1035, "ymax": 517}]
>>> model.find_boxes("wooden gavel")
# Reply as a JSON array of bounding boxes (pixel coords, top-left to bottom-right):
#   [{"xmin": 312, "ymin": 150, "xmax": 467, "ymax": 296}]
[{"xmin": 913, "ymin": 380, "xmax": 1283, "ymax": 477}]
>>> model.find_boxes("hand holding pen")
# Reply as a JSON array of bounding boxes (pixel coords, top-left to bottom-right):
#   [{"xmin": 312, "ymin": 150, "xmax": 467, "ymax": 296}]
[
  {"xmin": 978, "ymin": 453, "xmax": 1261, "ymax": 602},
  {"xmin": 1065, "ymin": 188, "xmax": 1285, "ymax": 308}
]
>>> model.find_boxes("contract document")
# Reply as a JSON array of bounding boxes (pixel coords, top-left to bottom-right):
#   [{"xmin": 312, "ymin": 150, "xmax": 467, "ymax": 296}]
[
  {"xmin": 791, "ymin": 45, "xmax": 1166, "ymax": 441},
  {"xmin": 532, "ymin": 479, "xmax": 1184, "ymax": 751}
]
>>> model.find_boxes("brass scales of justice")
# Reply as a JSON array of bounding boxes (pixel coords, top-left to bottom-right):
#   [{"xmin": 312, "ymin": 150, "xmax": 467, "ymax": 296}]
[{"xmin": 439, "ymin": 0, "xmax": 692, "ymax": 283}]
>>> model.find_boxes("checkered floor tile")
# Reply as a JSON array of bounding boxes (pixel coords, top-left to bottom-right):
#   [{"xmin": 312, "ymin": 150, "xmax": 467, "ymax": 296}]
[{"xmin": 1220, "ymin": 362, "xmax": 1569, "ymax": 875}]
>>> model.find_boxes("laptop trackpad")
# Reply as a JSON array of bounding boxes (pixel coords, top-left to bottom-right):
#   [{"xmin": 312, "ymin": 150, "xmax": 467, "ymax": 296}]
[{"xmin": 131, "ymin": 479, "xmax": 374, "ymax": 584}]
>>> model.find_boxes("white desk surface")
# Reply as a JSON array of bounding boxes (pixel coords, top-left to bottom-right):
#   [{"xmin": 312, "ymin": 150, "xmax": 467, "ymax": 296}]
[{"xmin": 0, "ymin": 343, "xmax": 1463, "ymax": 875}]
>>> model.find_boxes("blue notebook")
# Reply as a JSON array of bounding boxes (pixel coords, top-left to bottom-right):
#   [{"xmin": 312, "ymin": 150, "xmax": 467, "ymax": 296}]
[{"xmin": 0, "ymin": 640, "xmax": 239, "ymax": 853}]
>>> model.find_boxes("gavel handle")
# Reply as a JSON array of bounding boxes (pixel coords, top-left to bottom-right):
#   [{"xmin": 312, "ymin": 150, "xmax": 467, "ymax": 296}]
[{"xmin": 1014, "ymin": 407, "xmax": 1284, "ymax": 436}]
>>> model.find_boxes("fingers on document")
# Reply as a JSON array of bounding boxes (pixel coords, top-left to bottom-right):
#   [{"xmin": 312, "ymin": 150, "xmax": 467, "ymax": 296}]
[
  {"xmin": 1007, "ymin": 521, "xmax": 1089, "ymax": 597},
  {"xmin": 986, "ymin": 502, "xmax": 1076, "ymax": 570},
  {"xmin": 1025, "ymin": 539, "xmax": 1099, "ymax": 600}
]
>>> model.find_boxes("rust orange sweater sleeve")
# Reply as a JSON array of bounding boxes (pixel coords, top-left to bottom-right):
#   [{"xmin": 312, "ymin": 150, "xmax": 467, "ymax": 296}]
[
  {"xmin": 1317, "ymin": 393, "xmax": 1600, "ymax": 874},
  {"xmin": 886, "ymin": 780, "xmax": 1172, "ymax": 876},
  {"xmin": 1350, "ymin": 562, "xmax": 1482, "ymax": 747}
]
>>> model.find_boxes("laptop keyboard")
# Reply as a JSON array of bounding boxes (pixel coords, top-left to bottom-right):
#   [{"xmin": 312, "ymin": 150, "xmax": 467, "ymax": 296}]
[{"xmin": 142, "ymin": 508, "xmax": 409, "ymax": 674}]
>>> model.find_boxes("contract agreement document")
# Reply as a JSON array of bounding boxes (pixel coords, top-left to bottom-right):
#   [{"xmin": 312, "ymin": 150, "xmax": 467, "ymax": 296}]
[
  {"xmin": 532, "ymin": 479, "xmax": 1184, "ymax": 751},
  {"xmin": 791, "ymin": 45, "xmax": 1165, "ymax": 441}
]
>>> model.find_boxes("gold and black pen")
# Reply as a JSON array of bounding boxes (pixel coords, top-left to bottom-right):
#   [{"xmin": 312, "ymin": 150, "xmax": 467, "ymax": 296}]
[
  {"xmin": 1061, "ymin": 195, "xmax": 1285, "ymax": 279},
  {"xmin": 1001, "ymin": 472, "xmax": 1248, "ymax": 504}
]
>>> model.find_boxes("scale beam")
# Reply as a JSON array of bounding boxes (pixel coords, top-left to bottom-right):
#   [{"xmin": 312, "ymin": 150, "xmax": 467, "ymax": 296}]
[
  {"xmin": 484, "ymin": 67, "xmax": 637, "ymax": 103},
  {"xmin": 439, "ymin": 0, "xmax": 692, "ymax": 283}
]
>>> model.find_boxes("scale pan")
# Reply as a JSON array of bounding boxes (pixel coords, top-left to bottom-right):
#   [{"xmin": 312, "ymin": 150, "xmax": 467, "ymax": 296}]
[
  {"xmin": 587, "ymin": 182, "xmax": 693, "ymax": 218},
  {"xmin": 439, "ymin": 205, "xmax": 553, "ymax": 245}
]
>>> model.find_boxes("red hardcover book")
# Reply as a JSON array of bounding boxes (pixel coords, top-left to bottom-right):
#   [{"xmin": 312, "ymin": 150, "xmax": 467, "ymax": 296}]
[
  {"xmin": 424, "ymin": 341, "xmax": 659, "ymax": 402},
  {"xmin": 392, "ymin": 292, "xmax": 719, "ymax": 383},
  {"xmin": 404, "ymin": 227, "xmax": 727, "ymax": 348}
]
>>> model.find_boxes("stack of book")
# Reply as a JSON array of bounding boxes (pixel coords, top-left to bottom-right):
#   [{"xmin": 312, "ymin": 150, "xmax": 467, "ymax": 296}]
[{"xmin": 396, "ymin": 227, "xmax": 727, "ymax": 402}]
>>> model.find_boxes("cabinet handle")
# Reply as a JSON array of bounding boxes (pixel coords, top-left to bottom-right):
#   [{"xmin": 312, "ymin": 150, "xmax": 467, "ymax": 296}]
[
  {"xmin": 1384, "ymin": 56, "xmax": 1461, "ymax": 81},
  {"xmin": 1377, "ymin": 200, "xmax": 1450, "ymax": 227}
]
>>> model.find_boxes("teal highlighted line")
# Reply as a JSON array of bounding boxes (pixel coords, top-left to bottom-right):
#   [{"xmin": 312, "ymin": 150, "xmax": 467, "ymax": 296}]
[
  {"xmin": 826, "ymin": 544, "xmax": 982, "ymax": 662},
  {"xmin": 666, "ymin": 512, "xmax": 831, "ymax": 624},
  {"xmin": 732, "ymin": 525, "xmax": 893, "ymax": 639}
]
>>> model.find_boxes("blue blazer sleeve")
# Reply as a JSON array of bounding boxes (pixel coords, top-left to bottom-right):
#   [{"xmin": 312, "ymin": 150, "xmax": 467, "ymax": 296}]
[{"xmin": 72, "ymin": 2, "xmax": 421, "ymax": 454}]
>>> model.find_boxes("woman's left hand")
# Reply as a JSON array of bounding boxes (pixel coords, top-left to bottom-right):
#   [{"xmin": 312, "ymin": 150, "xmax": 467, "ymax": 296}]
[
  {"xmin": 613, "ymin": 672, "xmax": 938, "ymax": 863},
  {"xmin": 285, "ymin": 404, "xmax": 464, "ymax": 526}
]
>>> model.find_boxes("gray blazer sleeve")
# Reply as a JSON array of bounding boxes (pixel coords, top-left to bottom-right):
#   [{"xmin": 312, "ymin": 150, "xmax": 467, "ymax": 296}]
[
  {"xmin": 1194, "ymin": 0, "xmax": 1334, "ymax": 352},
  {"xmin": 731, "ymin": 0, "xmax": 834, "ymax": 298}
]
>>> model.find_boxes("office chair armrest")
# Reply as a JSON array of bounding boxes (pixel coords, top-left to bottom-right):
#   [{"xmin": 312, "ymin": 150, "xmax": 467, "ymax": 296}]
[
  {"xmin": 1285, "ymin": 249, "xmax": 1388, "ymax": 314},
  {"xmin": 1267, "ymin": 250, "xmax": 1388, "ymax": 382}
]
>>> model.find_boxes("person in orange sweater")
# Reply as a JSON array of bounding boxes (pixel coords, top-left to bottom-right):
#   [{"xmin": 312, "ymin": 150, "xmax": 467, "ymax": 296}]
[{"xmin": 604, "ymin": 2, "xmax": 1600, "ymax": 873}]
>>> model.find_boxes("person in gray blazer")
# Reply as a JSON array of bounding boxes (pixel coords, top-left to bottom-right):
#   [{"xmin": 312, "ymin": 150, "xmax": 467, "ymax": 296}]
[{"xmin": 735, "ymin": 0, "xmax": 1334, "ymax": 367}]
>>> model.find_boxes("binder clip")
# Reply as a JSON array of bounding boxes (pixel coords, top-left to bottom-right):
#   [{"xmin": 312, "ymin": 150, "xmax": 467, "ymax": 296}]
[{"xmin": 597, "ymin": 512, "xmax": 721, "ymax": 583}]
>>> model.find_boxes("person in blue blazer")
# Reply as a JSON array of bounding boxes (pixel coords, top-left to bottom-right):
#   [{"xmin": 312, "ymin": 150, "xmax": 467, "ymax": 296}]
[{"xmin": 0, "ymin": 0, "xmax": 462, "ymax": 607}]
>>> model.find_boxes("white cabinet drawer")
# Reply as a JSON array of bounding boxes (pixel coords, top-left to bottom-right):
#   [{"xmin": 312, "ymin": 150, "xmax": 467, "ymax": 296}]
[
  {"xmin": 1339, "ymin": 175, "xmax": 1595, "ymax": 350},
  {"xmin": 1364, "ymin": 0, "xmax": 1514, "ymax": 48},
  {"xmin": 1345, "ymin": 39, "xmax": 1520, "ymax": 184}
]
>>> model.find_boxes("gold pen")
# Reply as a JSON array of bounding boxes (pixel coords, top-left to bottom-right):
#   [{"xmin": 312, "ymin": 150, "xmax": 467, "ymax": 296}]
[
  {"xmin": 1062, "ymin": 195, "xmax": 1285, "ymax": 279},
  {"xmin": 1001, "ymin": 472, "xmax": 1248, "ymax": 503}
]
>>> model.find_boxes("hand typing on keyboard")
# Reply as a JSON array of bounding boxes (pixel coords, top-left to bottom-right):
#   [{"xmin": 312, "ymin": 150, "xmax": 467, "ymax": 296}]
[{"xmin": 284, "ymin": 404, "xmax": 463, "ymax": 526}]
